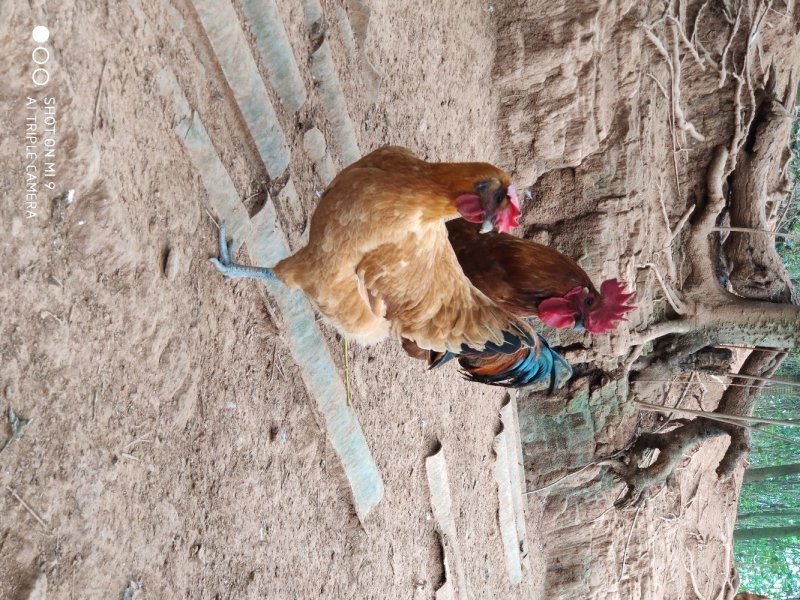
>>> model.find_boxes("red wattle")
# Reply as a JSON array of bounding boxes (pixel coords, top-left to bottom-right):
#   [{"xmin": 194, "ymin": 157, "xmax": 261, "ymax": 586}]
[
  {"xmin": 537, "ymin": 296, "xmax": 578, "ymax": 329},
  {"xmin": 455, "ymin": 194, "xmax": 483, "ymax": 223}
]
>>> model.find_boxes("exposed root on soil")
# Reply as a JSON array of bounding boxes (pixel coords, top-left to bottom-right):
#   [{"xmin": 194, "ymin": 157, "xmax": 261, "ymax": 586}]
[
  {"xmin": 642, "ymin": 15, "xmax": 707, "ymax": 143},
  {"xmin": 611, "ymin": 347, "xmax": 788, "ymax": 505},
  {"xmin": 618, "ymin": 499, "xmax": 644, "ymax": 583},
  {"xmin": 638, "ymin": 263, "xmax": 688, "ymax": 315},
  {"xmin": 604, "ymin": 97, "xmax": 798, "ymax": 501},
  {"xmin": 684, "ymin": 551, "xmax": 708, "ymax": 600},
  {"xmin": 609, "ymin": 419, "xmax": 725, "ymax": 507}
]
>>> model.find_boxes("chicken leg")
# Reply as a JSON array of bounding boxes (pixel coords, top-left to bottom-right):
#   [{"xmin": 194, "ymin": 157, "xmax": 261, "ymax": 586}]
[{"xmin": 210, "ymin": 225, "xmax": 277, "ymax": 282}]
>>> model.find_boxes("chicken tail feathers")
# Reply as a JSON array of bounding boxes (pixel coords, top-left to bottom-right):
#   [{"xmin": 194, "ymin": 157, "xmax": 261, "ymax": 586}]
[
  {"xmin": 457, "ymin": 335, "xmax": 571, "ymax": 391},
  {"xmin": 428, "ymin": 350, "xmax": 457, "ymax": 369},
  {"xmin": 546, "ymin": 343, "xmax": 573, "ymax": 393},
  {"xmin": 459, "ymin": 323, "xmax": 537, "ymax": 356}
]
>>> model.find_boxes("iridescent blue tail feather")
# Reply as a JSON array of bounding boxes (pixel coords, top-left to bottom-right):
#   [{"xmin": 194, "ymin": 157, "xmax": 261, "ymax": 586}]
[{"xmin": 456, "ymin": 335, "xmax": 571, "ymax": 392}]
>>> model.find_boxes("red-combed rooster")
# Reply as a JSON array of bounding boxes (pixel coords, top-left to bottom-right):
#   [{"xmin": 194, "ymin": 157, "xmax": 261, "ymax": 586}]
[
  {"xmin": 211, "ymin": 146, "xmax": 566, "ymax": 387},
  {"xmin": 404, "ymin": 220, "xmax": 635, "ymax": 388},
  {"xmin": 445, "ymin": 219, "xmax": 636, "ymax": 334}
]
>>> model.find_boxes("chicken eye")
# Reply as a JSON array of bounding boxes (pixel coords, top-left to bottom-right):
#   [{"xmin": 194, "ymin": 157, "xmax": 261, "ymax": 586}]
[{"xmin": 585, "ymin": 297, "xmax": 594, "ymax": 307}]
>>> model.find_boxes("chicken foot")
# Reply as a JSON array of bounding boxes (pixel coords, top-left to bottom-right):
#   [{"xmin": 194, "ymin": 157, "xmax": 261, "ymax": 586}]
[{"xmin": 210, "ymin": 225, "xmax": 277, "ymax": 282}]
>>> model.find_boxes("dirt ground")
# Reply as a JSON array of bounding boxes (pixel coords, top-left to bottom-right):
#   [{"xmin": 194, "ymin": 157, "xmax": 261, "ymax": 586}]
[
  {"xmin": 0, "ymin": 0, "xmax": 538, "ymax": 598},
  {"xmin": 0, "ymin": 0, "xmax": 751, "ymax": 598}
]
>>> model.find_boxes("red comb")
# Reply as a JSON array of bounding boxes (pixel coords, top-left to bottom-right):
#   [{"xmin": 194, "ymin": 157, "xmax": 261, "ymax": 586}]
[
  {"xmin": 585, "ymin": 279, "xmax": 636, "ymax": 333},
  {"xmin": 495, "ymin": 185, "xmax": 520, "ymax": 233}
]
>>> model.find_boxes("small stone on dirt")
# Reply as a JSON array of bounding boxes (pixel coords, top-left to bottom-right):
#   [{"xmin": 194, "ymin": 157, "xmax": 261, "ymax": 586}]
[
  {"xmin": 271, "ymin": 426, "xmax": 287, "ymax": 444},
  {"xmin": 163, "ymin": 247, "xmax": 180, "ymax": 280}
]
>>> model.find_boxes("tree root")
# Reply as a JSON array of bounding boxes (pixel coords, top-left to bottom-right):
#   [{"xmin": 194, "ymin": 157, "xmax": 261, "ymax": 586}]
[
  {"xmin": 714, "ymin": 348, "xmax": 786, "ymax": 478},
  {"xmin": 610, "ymin": 419, "xmax": 725, "ymax": 507},
  {"xmin": 612, "ymin": 347, "xmax": 786, "ymax": 504},
  {"xmin": 588, "ymin": 20, "xmax": 795, "ymax": 501}
]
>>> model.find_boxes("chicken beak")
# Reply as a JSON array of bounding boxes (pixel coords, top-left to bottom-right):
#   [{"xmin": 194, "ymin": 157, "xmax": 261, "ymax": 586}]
[{"xmin": 474, "ymin": 177, "xmax": 503, "ymax": 234}]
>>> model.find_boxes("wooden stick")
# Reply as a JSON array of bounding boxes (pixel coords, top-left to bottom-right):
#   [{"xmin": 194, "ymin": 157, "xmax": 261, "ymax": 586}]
[
  {"xmin": 120, "ymin": 435, "xmax": 152, "ymax": 452},
  {"xmin": 524, "ymin": 462, "xmax": 596, "ymax": 495},
  {"xmin": 5, "ymin": 486, "xmax": 50, "ymax": 530},
  {"xmin": 749, "ymin": 426, "xmax": 799, "ymax": 445},
  {"xmin": 92, "ymin": 59, "xmax": 108, "ymax": 132},
  {"xmin": 775, "ymin": 186, "xmax": 796, "ymax": 231},
  {"xmin": 204, "ymin": 207, "xmax": 220, "ymax": 229},
  {"xmin": 268, "ymin": 343, "xmax": 277, "ymax": 384},
  {"xmin": 724, "ymin": 372, "xmax": 800, "ymax": 388},
  {"xmin": 633, "ymin": 379, "xmax": 785, "ymax": 390},
  {"xmin": 653, "ymin": 372, "xmax": 696, "ymax": 433},
  {"xmin": 633, "ymin": 400, "xmax": 800, "ymax": 427},
  {"xmin": 712, "ymin": 226, "xmax": 800, "ymax": 242}
]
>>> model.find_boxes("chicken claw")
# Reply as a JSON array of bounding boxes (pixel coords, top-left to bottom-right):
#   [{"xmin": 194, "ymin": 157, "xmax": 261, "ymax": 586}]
[{"xmin": 210, "ymin": 225, "xmax": 277, "ymax": 282}]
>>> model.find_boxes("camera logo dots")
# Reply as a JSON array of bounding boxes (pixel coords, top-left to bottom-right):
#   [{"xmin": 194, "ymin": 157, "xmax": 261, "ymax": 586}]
[
  {"xmin": 30, "ymin": 27, "xmax": 51, "ymax": 86},
  {"xmin": 32, "ymin": 26, "xmax": 50, "ymax": 44}
]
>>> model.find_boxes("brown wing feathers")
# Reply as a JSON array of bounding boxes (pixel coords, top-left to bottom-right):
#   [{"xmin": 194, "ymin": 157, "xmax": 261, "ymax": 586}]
[
  {"xmin": 445, "ymin": 219, "xmax": 596, "ymax": 316},
  {"xmin": 358, "ymin": 233, "xmax": 536, "ymax": 355}
]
